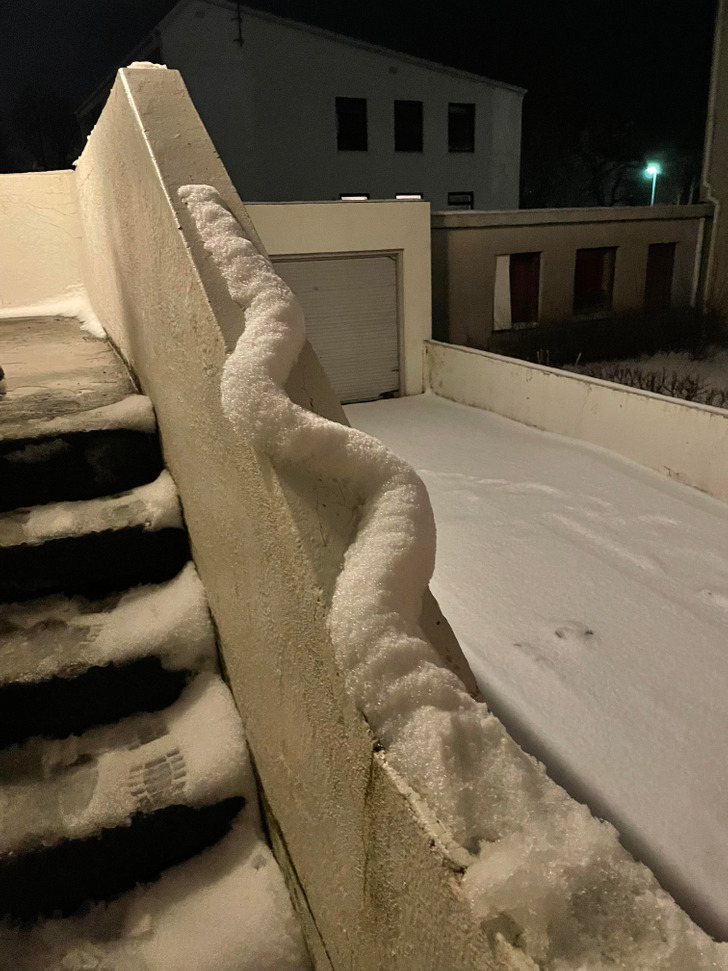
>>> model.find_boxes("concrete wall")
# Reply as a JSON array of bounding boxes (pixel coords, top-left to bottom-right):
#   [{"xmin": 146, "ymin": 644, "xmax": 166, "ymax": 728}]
[
  {"xmin": 0, "ymin": 170, "xmax": 83, "ymax": 309},
  {"xmin": 432, "ymin": 204, "xmax": 712, "ymax": 348},
  {"xmin": 425, "ymin": 339, "xmax": 728, "ymax": 504},
  {"xmin": 74, "ymin": 65, "xmax": 507, "ymax": 971},
  {"xmin": 702, "ymin": 0, "xmax": 728, "ymax": 317},
  {"xmin": 246, "ymin": 200, "xmax": 431, "ymax": 394},
  {"xmin": 156, "ymin": 0, "xmax": 523, "ymax": 209}
]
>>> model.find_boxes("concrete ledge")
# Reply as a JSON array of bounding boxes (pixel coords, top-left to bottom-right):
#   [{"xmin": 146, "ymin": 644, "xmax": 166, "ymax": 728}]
[
  {"xmin": 425, "ymin": 339, "xmax": 728, "ymax": 503},
  {"xmin": 431, "ymin": 203, "xmax": 714, "ymax": 228}
]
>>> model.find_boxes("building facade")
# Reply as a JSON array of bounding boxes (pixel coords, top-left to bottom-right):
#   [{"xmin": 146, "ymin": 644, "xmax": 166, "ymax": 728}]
[{"xmin": 79, "ymin": 1, "xmax": 524, "ymax": 210}]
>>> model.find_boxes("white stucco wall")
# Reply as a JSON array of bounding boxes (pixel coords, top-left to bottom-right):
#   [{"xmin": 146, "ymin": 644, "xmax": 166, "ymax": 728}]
[
  {"xmin": 156, "ymin": 1, "xmax": 523, "ymax": 209},
  {"xmin": 246, "ymin": 200, "xmax": 431, "ymax": 394},
  {"xmin": 0, "ymin": 170, "xmax": 83, "ymax": 308},
  {"xmin": 425, "ymin": 339, "xmax": 728, "ymax": 504},
  {"xmin": 74, "ymin": 65, "xmax": 510, "ymax": 971}
]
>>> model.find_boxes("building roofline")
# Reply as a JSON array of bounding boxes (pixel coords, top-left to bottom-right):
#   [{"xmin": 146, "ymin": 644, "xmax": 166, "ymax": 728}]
[
  {"xmin": 159, "ymin": 0, "xmax": 527, "ymax": 95},
  {"xmin": 77, "ymin": 0, "xmax": 526, "ymax": 119}
]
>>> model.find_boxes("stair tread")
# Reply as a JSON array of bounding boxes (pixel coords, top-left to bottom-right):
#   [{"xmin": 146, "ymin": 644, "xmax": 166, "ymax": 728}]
[
  {"xmin": 0, "ymin": 811, "xmax": 310, "ymax": 971},
  {"xmin": 0, "ymin": 393, "xmax": 156, "ymax": 445},
  {"xmin": 0, "ymin": 672, "xmax": 246, "ymax": 857},
  {"xmin": 0, "ymin": 470, "xmax": 182, "ymax": 549},
  {"xmin": 0, "ymin": 315, "xmax": 136, "ymax": 427},
  {"xmin": 0, "ymin": 562, "xmax": 215, "ymax": 686}
]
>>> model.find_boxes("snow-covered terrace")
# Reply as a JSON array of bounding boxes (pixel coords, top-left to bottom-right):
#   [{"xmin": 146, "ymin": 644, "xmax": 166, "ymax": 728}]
[{"xmin": 348, "ymin": 391, "xmax": 728, "ymax": 940}]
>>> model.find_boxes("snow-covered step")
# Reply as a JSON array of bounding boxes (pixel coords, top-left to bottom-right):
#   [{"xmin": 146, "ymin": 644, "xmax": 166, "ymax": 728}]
[
  {"xmin": 0, "ymin": 394, "xmax": 162, "ymax": 514},
  {"xmin": 2, "ymin": 797, "xmax": 246, "ymax": 924},
  {"xmin": 0, "ymin": 765, "xmax": 309, "ymax": 971},
  {"xmin": 0, "ymin": 673, "xmax": 245, "ymax": 854},
  {"xmin": 0, "ymin": 563, "xmax": 216, "ymax": 687},
  {"xmin": 0, "ymin": 564, "xmax": 216, "ymax": 747},
  {"xmin": 0, "ymin": 674, "xmax": 247, "ymax": 921},
  {"xmin": 0, "ymin": 471, "xmax": 190, "ymax": 602},
  {"xmin": 0, "ymin": 654, "xmax": 189, "ymax": 749}
]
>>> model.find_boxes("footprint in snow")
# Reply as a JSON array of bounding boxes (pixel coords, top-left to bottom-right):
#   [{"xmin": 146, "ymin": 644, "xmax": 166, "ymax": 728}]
[
  {"xmin": 514, "ymin": 621, "xmax": 595, "ymax": 668},
  {"xmin": 699, "ymin": 589, "xmax": 728, "ymax": 611}
]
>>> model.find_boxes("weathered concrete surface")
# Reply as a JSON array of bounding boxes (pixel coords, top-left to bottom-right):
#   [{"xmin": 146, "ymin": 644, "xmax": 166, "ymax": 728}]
[{"xmin": 0, "ymin": 316, "xmax": 134, "ymax": 426}]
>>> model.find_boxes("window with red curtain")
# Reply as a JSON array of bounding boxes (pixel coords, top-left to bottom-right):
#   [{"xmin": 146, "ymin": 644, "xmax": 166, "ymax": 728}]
[
  {"xmin": 573, "ymin": 247, "xmax": 616, "ymax": 314},
  {"xmin": 510, "ymin": 253, "xmax": 541, "ymax": 323}
]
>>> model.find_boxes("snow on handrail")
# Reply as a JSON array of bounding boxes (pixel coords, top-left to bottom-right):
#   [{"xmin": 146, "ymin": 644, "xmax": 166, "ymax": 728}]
[{"xmin": 178, "ymin": 184, "xmax": 727, "ymax": 969}]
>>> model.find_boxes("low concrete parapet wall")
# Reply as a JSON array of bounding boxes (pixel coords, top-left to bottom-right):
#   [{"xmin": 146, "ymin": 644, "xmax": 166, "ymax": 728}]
[
  {"xmin": 73, "ymin": 65, "xmax": 503, "ymax": 971},
  {"xmin": 425, "ymin": 339, "xmax": 728, "ymax": 503},
  {"xmin": 0, "ymin": 170, "xmax": 84, "ymax": 309}
]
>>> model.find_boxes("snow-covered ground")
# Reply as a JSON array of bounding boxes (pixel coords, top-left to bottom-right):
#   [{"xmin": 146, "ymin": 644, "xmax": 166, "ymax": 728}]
[
  {"xmin": 347, "ymin": 392, "xmax": 728, "ymax": 940},
  {"xmin": 565, "ymin": 348, "xmax": 728, "ymax": 404}
]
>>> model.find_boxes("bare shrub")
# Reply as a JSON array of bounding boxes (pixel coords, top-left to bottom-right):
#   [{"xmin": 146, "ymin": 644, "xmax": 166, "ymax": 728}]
[{"xmin": 564, "ymin": 362, "xmax": 728, "ymax": 408}]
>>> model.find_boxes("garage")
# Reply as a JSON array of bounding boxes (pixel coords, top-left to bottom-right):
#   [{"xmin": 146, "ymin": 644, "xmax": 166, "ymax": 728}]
[{"xmin": 273, "ymin": 254, "xmax": 400, "ymax": 404}]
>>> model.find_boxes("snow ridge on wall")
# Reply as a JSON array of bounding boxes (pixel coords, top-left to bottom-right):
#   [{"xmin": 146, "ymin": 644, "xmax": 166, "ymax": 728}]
[{"xmin": 179, "ymin": 184, "xmax": 728, "ymax": 970}]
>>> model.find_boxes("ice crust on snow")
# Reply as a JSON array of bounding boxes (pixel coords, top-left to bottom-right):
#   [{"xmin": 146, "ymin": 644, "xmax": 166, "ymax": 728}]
[
  {"xmin": 0, "ymin": 286, "xmax": 106, "ymax": 339},
  {"xmin": 0, "ymin": 720, "xmax": 310, "ymax": 971},
  {"xmin": 0, "ymin": 563, "xmax": 216, "ymax": 686},
  {"xmin": 179, "ymin": 185, "xmax": 728, "ymax": 968},
  {"xmin": 0, "ymin": 469, "xmax": 181, "ymax": 548}
]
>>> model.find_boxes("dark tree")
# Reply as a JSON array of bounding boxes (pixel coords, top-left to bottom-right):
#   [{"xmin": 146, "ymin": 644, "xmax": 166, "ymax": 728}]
[{"xmin": 10, "ymin": 83, "xmax": 83, "ymax": 171}]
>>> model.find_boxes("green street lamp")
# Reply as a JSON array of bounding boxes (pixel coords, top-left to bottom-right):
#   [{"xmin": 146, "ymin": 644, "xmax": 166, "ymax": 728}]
[{"xmin": 644, "ymin": 162, "xmax": 661, "ymax": 206}]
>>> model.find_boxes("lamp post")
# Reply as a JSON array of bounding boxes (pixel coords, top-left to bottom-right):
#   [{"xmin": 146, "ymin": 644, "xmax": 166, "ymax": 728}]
[{"xmin": 644, "ymin": 162, "xmax": 661, "ymax": 206}]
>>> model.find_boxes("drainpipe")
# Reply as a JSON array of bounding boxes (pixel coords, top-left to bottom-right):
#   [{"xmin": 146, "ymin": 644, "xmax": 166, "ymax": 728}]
[{"xmin": 691, "ymin": 216, "xmax": 706, "ymax": 309}]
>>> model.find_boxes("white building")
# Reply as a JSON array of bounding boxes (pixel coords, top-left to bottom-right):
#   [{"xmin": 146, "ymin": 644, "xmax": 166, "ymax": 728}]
[{"xmin": 78, "ymin": 0, "xmax": 525, "ymax": 211}]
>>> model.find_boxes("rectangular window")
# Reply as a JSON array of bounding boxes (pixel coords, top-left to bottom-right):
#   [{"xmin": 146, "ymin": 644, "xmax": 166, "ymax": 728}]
[
  {"xmin": 395, "ymin": 193, "xmax": 423, "ymax": 200},
  {"xmin": 494, "ymin": 253, "xmax": 541, "ymax": 331},
  {"xmin": 644, "ymin": 242, "xmax": 676, "ymax": 312},
  {"xmin": 573, "ymin": 247, "xmax": 616, "ymax": 315},
  {"xmin": 448, "ymin": 103, "xmax": 475, "ymax": 152},
  {"xmin": 339, "ymin": 193, "xmax": 369, "ymax": 201},
  {"xmin": 394, "ymin": 100, "xmax": 423, "ymax": 152},
  {"xmin": 447, "ymin": 191, "xmax": 474, "ymax": 210},
  {"xmin": 336, "ymin": 97, "xmax": 367, "ymax": 151}
]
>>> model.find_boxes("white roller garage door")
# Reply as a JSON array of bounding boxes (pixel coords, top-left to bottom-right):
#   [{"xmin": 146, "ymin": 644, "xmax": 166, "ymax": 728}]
[{"xmin": 273, "ymin": 254, "xmax": 399, "ymax": 405}]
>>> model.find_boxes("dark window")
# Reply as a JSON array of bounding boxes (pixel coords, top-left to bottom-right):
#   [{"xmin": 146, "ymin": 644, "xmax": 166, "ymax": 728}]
[
  {"xmin": 494, "ymin": 253, "xmax": 541, "ymax": 330},
  {"xmin": 448, "ymin": 191, "xmax": 474, "ymax": 210},
  {"xmin": 394, "ymin": 100, "xmax": 423, "ymax": 152},
  {"xmin": 645, "ymin": 243, "xmax": 676, "ymax": 312},
  {"xmin": 448, "ymin": 103, "xmax": 475, "ymax": 152},
  {"xmin": 510, "ymin": 253, "xmax": 541, "ymax": 324},
  {"xmin": 573, "ymin": 247, "xmax": 616, "ymax": 315},
  {"xmin": 336, "ymin": 97, "xmax": 367, "ymax": 151}
]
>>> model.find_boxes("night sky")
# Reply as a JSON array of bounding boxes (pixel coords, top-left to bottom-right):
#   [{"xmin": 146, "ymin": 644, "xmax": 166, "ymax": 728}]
[{"xmin": 0, "ymin": 0, "xmax": 719, "ymax": 203}]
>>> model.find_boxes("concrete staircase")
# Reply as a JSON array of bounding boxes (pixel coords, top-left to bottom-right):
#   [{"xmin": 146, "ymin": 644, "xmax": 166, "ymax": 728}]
[{"xmin": 0, "ymin": 317, "xmax": 309, "ymax": 970}]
